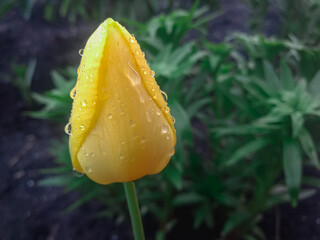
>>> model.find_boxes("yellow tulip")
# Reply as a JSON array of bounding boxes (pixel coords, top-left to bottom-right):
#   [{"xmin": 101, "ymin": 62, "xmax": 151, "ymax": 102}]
[{"xmin": 67, "ymin": 18, "xmax": 176, "ymax": 185}]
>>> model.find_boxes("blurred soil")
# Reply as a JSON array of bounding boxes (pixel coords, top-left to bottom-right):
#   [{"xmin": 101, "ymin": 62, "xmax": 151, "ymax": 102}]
[{"xmin": 0, "ymin": 2, "xmax": 320, "ymax": 240}]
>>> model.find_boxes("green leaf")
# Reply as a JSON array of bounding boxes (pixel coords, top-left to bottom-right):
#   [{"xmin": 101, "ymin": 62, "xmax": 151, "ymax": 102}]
[
  {"xmin": 308, "ymin": 70, "xmax": 320, "ymax": 98},
  {"xmin": 171, "ymin": 192, "xmax": 206, "ymax": 206},
  {"xmin": 226, "ymin": 138, "xmax": 271, "ymax": 166},
  {"xmin": 280, "ymin": 60, "xmax": 295, "ymax": 90},
  {"xmin": 263, "ymin": 60, "xmax": 280, "ymax": 90},
  {"xmin": 38, "ymin": 175, "xmax": 73, "ymax": 186},
  {"xmin": 283, "ymin": 138, "xmax": 302, "ymax": 206},
  {"xmin": 298, "ymin": 128, "xmax": 320, "ymax": 168},
  {"xmin": 291, "ymin": 112, "xmax": 304, "ymax": 138},
  {"xmin": 194, "ymin": 205, "xmax": 213, "ymax": 229}
]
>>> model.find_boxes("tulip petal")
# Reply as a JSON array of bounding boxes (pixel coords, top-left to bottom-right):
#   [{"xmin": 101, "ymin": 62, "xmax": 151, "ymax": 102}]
[{"xmin": 69, "ymin": 19, "xmax": 176, "ymax": 184}]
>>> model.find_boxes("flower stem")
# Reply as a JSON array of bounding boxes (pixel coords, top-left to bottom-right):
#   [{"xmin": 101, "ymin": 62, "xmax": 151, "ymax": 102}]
[{"xmin": 123, "ymin": 181, "xmax": 145, "ymax": 240}]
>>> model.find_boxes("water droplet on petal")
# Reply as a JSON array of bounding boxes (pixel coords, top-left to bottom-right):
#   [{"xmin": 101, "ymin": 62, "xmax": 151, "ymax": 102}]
[
  {"xmin": 79, "ymin": 49, "xmax": 84, "ymax": 56},
  {"xmin": 135, "ymin": 50, "xmax": 139, "ymax": 55},
  {"xmin": 119, "ymin": 154, "xmax": 124, "ymax": 160},
  {"xmin": 172, "ymin": 116, "xmax": 176, "ymax": 124},
  {"xmin": 141, "ymin": 136, "xmax": 146, "ymax": 143},
  {"xmin": 161, "ymin": 90, "xmax": 168, "ymax": 101},
  {"xmin": 142, "ymin": 52, "xmax": 145, "ymax": 57},
  {"xmin": 129, "ymin": 120, "xmax": 135, "ymax": 127},
  {"xmin": 73, "ymin": 168, "xmax": 84, "ymax": 177},
  {"xmin": 150, "ymin": 70, "xmax": 155, "ymax": 77},
  {"xmin": 107, "ymin": 113, "xmax": 113, "ymax": 119},
  {"xmin": 129, "ymin": 37, "xmax": 134, "ymax": 43},
  {"xmin": 81, "ymin": 99, "xmax": 87, "ymax": 107},
  {"xmin": 121, "ymin": 139, "xmax": 126, "ymax": 145},
  {"xmin": 70, "ymin": 88, "xmax": 76, "ymax": 99},
  {"xmin": 166, "ymin": 135, "xmax": 170, "ymax": 140},
  {"xmin": 146, "ymin": 111, "xmax": 152, "ymax": 122},
  {"xmin": 91, "ymin": 153, "xmax": 95, "ymax": 157},
  {"xmin": 80, "ymin": 125, "xmax": 85, "ymax": 131},
  {"xmin": 156, "ymin": 109, "xmax": 161, "ymax": 116},
  {"xmin": 140, "ymin": 94, "xmax": 145, "ymax": 103},
  {"xmin": 64, "ymin": 122, "xmax": 71, "ymax": 135},
  {"xmin": 86, "ymin": 166, "xmax": 92, "ymax": 173},
  {"xmin": 169, "ymin": 147, "xmax": 175, "ymax": 156},
  {"xmin": 161, "ymin": 124, "xmax": 169, "ymax": 134},
  {"xmin": 128, "ymin": 62, "xmax": 141, "ymax": 86},
  {"xmin": 164, "ymin": 106, "xmax": 170, "ymax": 113}
]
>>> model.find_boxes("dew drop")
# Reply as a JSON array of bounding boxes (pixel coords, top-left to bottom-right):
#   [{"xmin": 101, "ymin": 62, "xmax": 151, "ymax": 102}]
[
  {"xmin": 91, "ymin": 152, "xmax": 95, "ymax": 157},
  {"xmin": 161, "ymin": 124, "xmax": 169, "ymax": 134},
  {"xmin": 150, "ymin": 70, "xmax": 155, "ymax": 77},
  {"xmin": 121, "ymin": 139, "xmax": 126, "ymax": 145},
  {"xmin": 164, "ymin": 106, "xmax": 170, "ymax": 113},
  {"xmin": 80, "ymin": 125, "xmax": 85, "ymax": 131},
  {"xmin": 151, "ymin": 86, "xmax": 155, "ymax": 92},
  {"xmin": 64, "ymin": 123, "xmax": 72, "ymax": 135},
  {"xmin": 73, "ymin": 168, "xmax": 84, "ymax": 177},
  {"xmin": 81, "ymin": 99, "xmax": 87, "ymax": 107},
  {"xmin": 129, "ymin": 37, "xmax": 134, "ymax": 43},
  {"xmin": 140, "ymin": 94, "xmax": 145, "ymax": 103},
  {"xmin": 135, "ymin": 50, "xmax": 139, "ymax": 55},
  {"xmin": 156, "ymin": 109, "xmax": 161, "ymax": 116},
  {"xmin": 166, "ymin": 135, "xmax": 170, "ymax": 140},
  {"xmin": 107, "ymin": 113, "xmax": 113, "ymax": 119},
  {"xmin": 79, "ymin": 49, "xmax": 84, "ymax": 56},
  {"xmin": 86, "ymin": 166, "xmax": 92, "ymax": 173},
  {"xmin": 129, "ymin": 120, "xmax": 135, "ymax": 127},
  {"xmin": 169, "ymin": 147, "xmax": 175, "ymax": 156},
  {"xmin": 161, "ymin": 90, "xmax": 168, "ymax": 101},
  {"xmin": 172, "ymin": 116, "xmax": 176, "ymax": 124},
  {"xmin": 142, "ymin": 52, "xmax": 145, "ymax": 57},
  {"xmin": 128, "ymin": 62, "xmax": 141, "ymax": 86},
  {"xmin": 146, "ymin": 111, "xmax": 152, "ymax": 122},
  {"xmin": 70, "ymin": 88, "xmax": 76, "ymax": 99},
  {"xmin": 85, "ymin": 152, "xmax": 89, "ymax": 157},
  {"xmin": 141, "ymin": 136, "xmax": 146, "ymax": 143},
  {"xmin": 119, "ymin": 154, "xmax": 124, "ymax": 160}
]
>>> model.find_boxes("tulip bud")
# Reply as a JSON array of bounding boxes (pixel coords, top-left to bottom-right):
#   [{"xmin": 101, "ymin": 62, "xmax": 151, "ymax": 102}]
[{"xmin": 67, "ymin": 18, "xmax": 176, "ymax": 184}]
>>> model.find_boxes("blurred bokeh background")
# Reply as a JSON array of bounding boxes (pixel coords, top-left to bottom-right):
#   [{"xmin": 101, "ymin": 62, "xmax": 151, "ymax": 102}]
[{"xmin": 1, "ymin": 0, "xmax": 320, "ymax": 239}]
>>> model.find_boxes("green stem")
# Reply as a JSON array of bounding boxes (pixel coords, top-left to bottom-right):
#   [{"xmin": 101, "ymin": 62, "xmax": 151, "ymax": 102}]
[{"xmin": 123, "ymin": 181, "xmax": 145, "ymax": 240}]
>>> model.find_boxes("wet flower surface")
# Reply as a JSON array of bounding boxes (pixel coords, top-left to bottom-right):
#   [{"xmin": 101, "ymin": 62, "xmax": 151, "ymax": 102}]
[{"xmin": 67, "ymin": 18, "xmax": 176, "ymax": 184}]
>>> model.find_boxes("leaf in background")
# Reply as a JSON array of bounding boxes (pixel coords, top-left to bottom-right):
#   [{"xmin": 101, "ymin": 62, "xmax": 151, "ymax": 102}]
[
  {"xmin": 280, "ymin": 59, "xmax": 295, "ymax": 90},
  {"xmin": 298, "ymin": 128, "xmax": 320, "ymax": 169},
  {"xmin": 263, "ymin": 60, "xmax": 281, "ymax": 90},
  {"xmin": 225, "ymin": 138, "xmax": 271, "ymax": 166},
  {"xmin": 283, "ymin": 138, "xmax": 302, "ymax": 206},
  {"xmin": 194, "ymin": 205, "xmax": 213, "ymax": 229},
  {"xmin": 291, "ymin": 112, "xmax": 304, "ymax": 138},
  {"xmin": 308, "ymin": 70, "xmax": 320, "ymax": 98},
  {"xmin": 171, "ymin": 192, "xmax": 206, "ymax": 206}
]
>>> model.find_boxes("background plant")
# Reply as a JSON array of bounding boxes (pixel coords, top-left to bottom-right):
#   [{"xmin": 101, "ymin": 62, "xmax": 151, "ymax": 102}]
[{"xmin": 25, "ymin": 2, "xmax": 320, "ymax": 240}]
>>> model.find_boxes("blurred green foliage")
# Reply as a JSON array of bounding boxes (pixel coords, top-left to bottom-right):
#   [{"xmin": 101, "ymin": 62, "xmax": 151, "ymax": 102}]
[
  {"xmin": 10, "ymin": 58, "xmax": 37, "ymax": 106},
  {"xmin": 242, "ymin": 0, "xmax": 320, "ymax": 44},
  {"xmin": 26, "ymin": 1, "xmax": 320, "ymax": 240}
]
